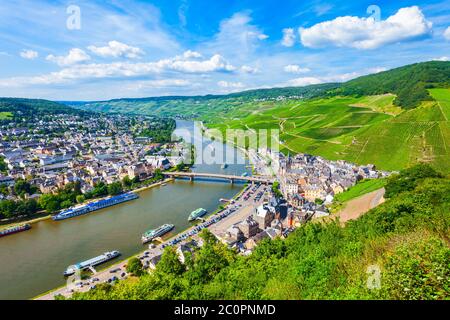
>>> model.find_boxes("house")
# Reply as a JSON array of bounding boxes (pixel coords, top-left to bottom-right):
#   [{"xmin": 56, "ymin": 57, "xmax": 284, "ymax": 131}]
[
  {"xmin": 176, "ymin": 244, "xmax": 194, "ymax": 264},
  {"xmin": 226, "ymin": 225, "xmax": 245, "ymax": 242},
  {"xmin": 244, "ymin": 231, "xmax": 270, "ymax": 251},
  {"xmin": 237, "ymin": 217, "xmax": 259, "ymax": 238},
  {"xmin": 303, "ymin": 184, "xmax": 326, "ymax": 201},
  {"xmin": 254, "ymin": 204, "xmax": 275, "ymax": 230},
  {"xmin": 0, "ymin": 175, "xmax": 15, "ymax": 186},
  {"xmin": 148, "ymin": 254, "xmax": 163, "ymax": 270}
]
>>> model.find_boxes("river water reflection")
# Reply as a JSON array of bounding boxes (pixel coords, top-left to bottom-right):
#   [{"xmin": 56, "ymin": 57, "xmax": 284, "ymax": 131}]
[{"xmin": 0, "ymin": 120, "xmax": 250, "ymax": 300}]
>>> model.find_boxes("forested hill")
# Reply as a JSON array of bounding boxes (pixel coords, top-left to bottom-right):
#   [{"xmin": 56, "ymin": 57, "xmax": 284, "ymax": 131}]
[
  {"xmin": 335, "ymin": 61, "xmax": 450, "ymax": 109},
  {"xmin": 0, "ymin": 98, "xmax": 90, "ymax": 121},
  {"xmin": 66, "ymin": 61, "xmax": 450, "ymax": 117}
]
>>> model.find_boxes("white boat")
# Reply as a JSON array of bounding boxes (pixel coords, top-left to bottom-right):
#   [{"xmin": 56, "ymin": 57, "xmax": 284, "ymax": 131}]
[{"xmin": 64, "ymin": 251, "xmax": 121, "ymax": 276}]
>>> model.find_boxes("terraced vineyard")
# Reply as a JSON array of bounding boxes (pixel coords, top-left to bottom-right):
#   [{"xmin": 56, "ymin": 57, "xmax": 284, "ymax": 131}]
[
  {"xmin": 68, "ymin": 61, "xmax": 450, "ymax": 173},
  {"xmin": 207, "ymin": 90, "xmax": 450, "ymax": 173}
]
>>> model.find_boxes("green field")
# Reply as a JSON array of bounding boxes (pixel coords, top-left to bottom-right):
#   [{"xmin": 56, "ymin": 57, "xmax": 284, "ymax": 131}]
[
  {"xmin": 206, "ymin": 91, "xmax": 450, "ymax": 173},
  {"xmin": 68, "ymin": 61, "xmax": 450, "ymax": 174},
  {"xmin": 0, "ymin": 112, "xmax": 12, "ymax": 120},
  {"xmin": 334, "ymin": 179, "xmax": 386, "ymax": 203}
]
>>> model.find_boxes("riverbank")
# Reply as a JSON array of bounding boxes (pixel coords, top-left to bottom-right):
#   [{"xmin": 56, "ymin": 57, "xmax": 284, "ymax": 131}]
[
  {"xmin": 0, "ymin": 213, "xmax": 52, "ymax": 230},
  {"xmin": 35, "ymin": 181, "xmax": 250, "ymax": 300},
  {"xmin": 131, "ymin": 178, "xmax": 174, "ymax": 194},
  {"xmin": 0, "ymin": 178, "xmax": 175, "ymax": 232},
  {"xmin": 1, "ymin": 119, "xmax": 251, "ymax": 300}
]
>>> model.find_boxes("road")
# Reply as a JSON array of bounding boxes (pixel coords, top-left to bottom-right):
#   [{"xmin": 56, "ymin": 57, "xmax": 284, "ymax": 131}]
[
  {"xmin": 209, "ymin": 183, "xmax": 269, "ymax": 238},
  {"xmin": 333, "ymin": 188, "xmax": 385, "ymax": 224},
  {"xmin": 36, "ymin": 182, "xmax": 269, "ymax": 300}
]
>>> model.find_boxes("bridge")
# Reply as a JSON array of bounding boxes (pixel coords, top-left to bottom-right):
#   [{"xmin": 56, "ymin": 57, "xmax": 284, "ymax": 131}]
[{"xmin": 165, "ymin": 172, "xmax": 275, "ymax": 184}]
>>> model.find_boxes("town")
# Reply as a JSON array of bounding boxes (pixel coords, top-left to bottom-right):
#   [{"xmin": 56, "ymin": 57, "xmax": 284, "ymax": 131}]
[{"xmin": 0, "ymin": 111, "xmax": 190, "ymax": 220}]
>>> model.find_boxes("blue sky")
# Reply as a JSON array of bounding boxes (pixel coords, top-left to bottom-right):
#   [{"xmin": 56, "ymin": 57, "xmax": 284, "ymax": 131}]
[{"xmin": 0, "ymin": 0, "xmax": 449, "ymax": 100}]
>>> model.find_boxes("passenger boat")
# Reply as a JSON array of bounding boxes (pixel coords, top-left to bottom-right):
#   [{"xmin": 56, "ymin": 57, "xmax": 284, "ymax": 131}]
[
  {"xmin": 53, "ymin": 192, "xmax": 139, "ymax": 221},
  {"xmin": 0, "ymin": 224, "xmax": 31, "ymax": 238},
  {"xmin": 63, "ymin": 251, "xmax": 121, "ymax": 276},
  {"xmin": 141, "ymin": 223, "xmax": 174, "ymax": 243},
  {"xmin": 188, "ymin": 208, "xmax": 207, "ymax": 221}
]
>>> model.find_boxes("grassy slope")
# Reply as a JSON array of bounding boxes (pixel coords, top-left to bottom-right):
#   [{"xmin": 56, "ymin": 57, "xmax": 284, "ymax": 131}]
[
  {"xmin": 65, "ymin": 61, "xmax": 450, "ymax": 173},
  {"xmin": 0, "ymin": 111, "xmax": 12, "ymax": 120},
  {"xmin": 207, "ymin": 91, "xmax": 450, "ymax": 173},
  {"xmin": 334, "ymin": 179, "xmax": 386, "ymax": 203},
  {"xmin": 72, "ymin": 165, "xmax": 450, "ymax": 300}
]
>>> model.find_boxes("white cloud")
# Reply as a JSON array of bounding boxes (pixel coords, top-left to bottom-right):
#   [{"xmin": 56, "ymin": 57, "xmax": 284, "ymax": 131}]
[
  {"xmin": 284, "ymin": 64, "xmax": 310, "ymax": 74},
  {"xmin": 88, "ymin": 41, "xmax": 144, "ymax": 59},
  {"xmin": 433, "ymin": 56, "xmax": 449, "ymax": 61},
  {"xmin": 180, "ymin": 50, "xmax": 202, "ymax": 59},
  {"xmin": 204, "ymin": 12, "xmax": 268, "ymax": 60},
  {"xmin": 300, "ymin": 6, "xmax": 432, "ymax": 49},
  {"xmin": 131, "ymin": 79, "xmax": 191, "ymax": 90},
  {"xmin": 240, "ymin": 65, "xmax": 259, "ymax": 74},
  {"xmin": 281, "ymin": 28, "xmax": 296, "ymax": 47},
  {"xmin": 20, "ymin": 49, "xmax": 38, "ymax": 60},
  {"xmin": 444, "ymin": 26, "xmax": 450, "ymax": 40},
  {"xmin": 285, "ymin": 77, "xmax": 323, "ymax": 87},
  {"xmin": 163, "ymin": 54, "xmax": 235, "ymax": 73},
  {"xmin": 46, "ymin": 48, "xmax": 91, "ymax": 66},
  {"xmin": 285, "ymin": 69, "xmax": 378, "ymax": 87},
  {"xmin": 0, "ymin": 53, "xmax": 236, "ymax": 87},
  {"xmin": 367, "ymin": 67, "xmax": 387, "ymax": 73},
  {"xmin": 217, "ymin": 81, "xmax": 245, "ymax": 88}
]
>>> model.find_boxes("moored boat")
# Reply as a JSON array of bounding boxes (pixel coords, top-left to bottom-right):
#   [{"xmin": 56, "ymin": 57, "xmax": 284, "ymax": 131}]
[
  {"xmin": 63, "ymin": 251, "xmax": 121, "ymax": 276},
  {"xmin": 53, "ymin": 192, "xmax": 139, "ymax": 221},
  {"xmin": 141, "ymin": 223, "xmax": 174, "ymax": 243},
  {"xmin": 0, "ymin": 224, "xmax": 31, "ymax": 238},
  {"xmin": 188, "ymin": 208, "xmax": 207, "ymax": 221}
]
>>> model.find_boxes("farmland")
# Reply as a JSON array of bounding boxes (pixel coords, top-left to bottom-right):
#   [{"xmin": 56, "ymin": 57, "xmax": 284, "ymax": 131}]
[
  {"xmin": 333, "ymin": 178, "xmax": 387, "ymax": 203},
  {"xmin": 0, "ymin": 112, "xmax": 12, "ymax": 120},
  {"xmin": 207, "ymin": 91, "xmax": 450, "ymax": 173}
]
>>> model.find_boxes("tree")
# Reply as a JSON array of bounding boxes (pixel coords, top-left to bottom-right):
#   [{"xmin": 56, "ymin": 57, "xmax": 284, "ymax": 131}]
[
  {"xmin": 38, "ymin": 193, "xmax": 60, "ymax": 213},
  {"xmin": 126, "ymin": 257, "xmax": 144, "ymax": 277},
  {"xmin": 76, "ymin": 195, "xmax": 86, "ymax": 204},
  {"xmin": 271, "ymin": 181, "xmax": 283, "ymax": 198},
  {"xmin": 107, "ymin": 182, "xmax": 123, "ymax": 196},
  {"xmin": 385, "ymin": 164, "xmax": 443, "ymax": 198},
  {"xmin": 91, "ymin": 182, "xmax": 108, "ymax": 198},
  {"xmin": 157, "ymin": 247, "xmax": 186, "ymax": 276},
  {"xmin": 122, "ymin": 176, "xmax": 132, "ymax": 188},
  {"xmin": 154, "ymin": 168, "xmax": 164, "ymax": 181},
  {"xmin": 14, "ymin": 179, "xmax": 33, "ymax": 196}
]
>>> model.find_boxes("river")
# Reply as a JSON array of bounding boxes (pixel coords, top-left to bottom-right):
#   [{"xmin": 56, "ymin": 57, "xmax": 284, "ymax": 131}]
[{"xmin": 0, "ymin": 120, "xmax": 250, "ymax": 300}]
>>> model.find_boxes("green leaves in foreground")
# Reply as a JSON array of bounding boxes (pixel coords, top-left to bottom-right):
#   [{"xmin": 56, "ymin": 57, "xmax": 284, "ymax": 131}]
[{"xmin": 73, "ymin": 164, "xmax": 449, "ymax": 300}]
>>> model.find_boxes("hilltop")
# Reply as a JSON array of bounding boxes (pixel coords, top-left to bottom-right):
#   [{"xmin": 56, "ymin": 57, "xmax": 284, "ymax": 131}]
[
  {"xmin": 62, "ymin": 61, "xmax": 450, "ymax": 173},
  {"xmin": 66, "ymin": 61, "xmax": 450, "ymax": 117},
  {"xmin": 0, "ymin": 98, "xmax": 91, "ymax": 121},
  {"xmin": 336, "ymin": 61, "xmax": 450, "ymax": 109}
]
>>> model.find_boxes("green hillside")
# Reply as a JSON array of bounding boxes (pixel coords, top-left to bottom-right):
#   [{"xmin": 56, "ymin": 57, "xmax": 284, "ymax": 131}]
[
  {"xmin": 207, "ymin": 89, "xmax": 450, "ymax": 173},
  {"xmin": 70, "ymin": 164, "xmax": 450, "ymax": 300},
  {"xmin": 0, "ymin": 98, "xmax": 90, "ymax": 122},
  {"xmin": 336, "ymin": 61, "xmax": 450, "ymax": 109},
  {"xmin": 67, "ymin": 61, "xmax": 450, "ymax": 116},
  {"xmin": 67, "ymin": 83, "xmax": 338, "ymax": 119},
  {"xmin": 64, "ymin": 61, "xmax": 450, "ymax": 173}
]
